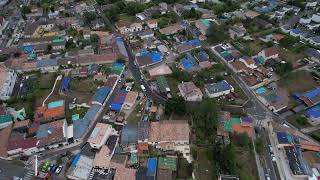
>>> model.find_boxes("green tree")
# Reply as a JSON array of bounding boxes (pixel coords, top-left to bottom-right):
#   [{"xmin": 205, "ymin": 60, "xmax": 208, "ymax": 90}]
[
  {"xmin": 83, "ymin": 12, "xmax": 97, "ymax": 25},
  {"xmin": 171, "ymin": 68, "xmax": 191, "ymax": 82},
  {"xmin": 274, "ymin": 61, "xmax": 293, "ymax": 77},
  {"xmin": 20, "ymin": 5, "xmax": 31, "ymax": 15},
  {"xmin": 296, "ymin": 116, "xmax": 309, "ymax": 126},
  {"xmin": 165, "ymin": 97, "xmax": 186, "ymax": 116},
  {"xmin": 207, "ymin": 24, "xmax": 229, "ymax": 44}
]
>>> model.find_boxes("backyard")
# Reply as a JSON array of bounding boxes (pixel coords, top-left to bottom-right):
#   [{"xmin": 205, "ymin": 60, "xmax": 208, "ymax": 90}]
[{"xmin": 278, "ymin": 70, "xmax": 318, "ymax": 94}]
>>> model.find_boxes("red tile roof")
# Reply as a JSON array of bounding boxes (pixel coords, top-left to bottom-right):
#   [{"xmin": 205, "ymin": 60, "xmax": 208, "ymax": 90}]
[{"xmin": 263, "ymin": 46, "xmax": 279, "ymax": 58}]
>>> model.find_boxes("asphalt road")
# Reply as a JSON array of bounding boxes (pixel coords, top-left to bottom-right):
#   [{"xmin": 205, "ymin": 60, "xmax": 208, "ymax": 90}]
[
  {"xmin": 0, "ymin": 159, "xmax": 30, "ymax": 180},
  {"xmin": 125, "ymin": 42, "xmax": 167, "ymax": 104}
]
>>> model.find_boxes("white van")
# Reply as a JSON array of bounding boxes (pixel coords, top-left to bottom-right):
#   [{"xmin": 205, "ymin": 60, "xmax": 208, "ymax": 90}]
[{"xmin": 140, "ymin": 85, "xmax": 146, "ymax": 91}]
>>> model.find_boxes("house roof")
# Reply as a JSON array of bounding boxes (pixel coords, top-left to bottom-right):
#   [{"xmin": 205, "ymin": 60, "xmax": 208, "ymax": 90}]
[
  {"xmin": 124, "ymin": 91, "xmax": 138, "ymax": 105},
  {"xmin": 262, "ymin": 46, "xmax": 279, "ymax": 57},
  {"xmin": 92, "ymin": 86, "xmax": 112, "ymax": 104},
  {"xmin": 157, "ymin": 169, "xmax": 174, "ymax": 180},
  {"xmin": 243, "ymin": 75, "xmax": 259, "ymax": 87},
  {"xmin": 148, "ymin": 64, "xmax": 172, "ymax": 77},
  {"xmin": 36, "ymin": 119, "xmax": 65, "ymax": 147},
  {"xmin": 0, "ymin": 126, "xmax": 12, "ymax": 157},
  {"xmin": 159, "ymin": 24, "xmax": 182, "ymax": 35},
  {"xmin": 158, "ymin": 156, "xmax": 177, "ymax": 171},
  {"xmin": 230, "ymin": 61, "xmax": 247, "ymax": 72},
  {"xmin": 7, "ymin": 137, "xmax": 37, "ymax": 151},
  {"xmin": 205, "ymin": 80, "xmax": 233, "ymax": 94},
  {"xmin": 156, "ymin": 76, "xmax": 170, "ymax": 93},
  {"xmin": 13, "ymin": 120, "xmax": 30, "ymax": 129},
  {"xmin": 88, "ymin": 123, "xmax": 113, "ymax": 146},
  {"xmin": 138, "ymin": 143, "xmax": 148, "ymax": 155},
  {"xmin": 178, "ymin": 82, "xmax": 203, "ymax": 98},
  {"xmin": 93, "ymin": 145, "xmax": 112, "ymax": 168},
  {"xmin": 305, "ymin": 48, "xmax": 320, "ymax": 59},
  {"xmin": 0, "ymin": 114, "xmax": 13, "ymax": 124},
  {"xmin": 120, "ymin": 124, "xmax": 138, "ymax": 147},
  {"xmin": 138, "ymin": 121, "xmax": 150, "ymax": 141},
  {"xmin": 149, "ymin": 120, "xmax": 190, "ymax": 142}
]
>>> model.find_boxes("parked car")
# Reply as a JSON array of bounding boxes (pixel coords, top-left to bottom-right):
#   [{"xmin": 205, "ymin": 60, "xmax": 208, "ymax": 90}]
[
  {"xmin": 55, "ymin": 165, "xmax": 63, "ymax": 174},
  {"xmin": 268, "ymin": 145, "xmax": 273, "ymax": 154}
]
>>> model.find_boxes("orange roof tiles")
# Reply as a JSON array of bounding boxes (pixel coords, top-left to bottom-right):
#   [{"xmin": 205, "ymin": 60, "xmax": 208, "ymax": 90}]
[
  {"xmin": 138, "ymin": 143, "xmax": 149, "ymax": 155},
  {"xmin": 149, "ymin": 121, "xmax": 190, "ymax": 142},
  {"xmin": 43, "ymin": 106, "xmax": 65, "ymax": 121},
  {"xmin": 0, "ymin": 126, "xmax": 12, "ymax": 157},
  {"xmin": 232, "ymin": 123, "xmax": 253, "ymax": 138}
]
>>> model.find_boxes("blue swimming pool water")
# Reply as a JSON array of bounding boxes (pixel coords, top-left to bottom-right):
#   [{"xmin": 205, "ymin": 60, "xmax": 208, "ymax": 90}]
[
  {"xmin": 48, "ymin": 100, "xmax": 64, "ymax": 109},
  {"xmin": 256, "ymin": 87, "xmax": 267, "ymax": 94}
]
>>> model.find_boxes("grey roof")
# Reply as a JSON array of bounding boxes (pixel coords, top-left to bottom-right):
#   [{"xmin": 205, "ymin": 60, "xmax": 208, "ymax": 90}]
[
  {"xmin": 305, "ymin": 48, "xmax": 320, "ymax": 59},
  {"xmin": 138, "ymin": 121, "xmax": 150, "ymax": 141},
  {"xmin": 73, "ymin": 104, "xmax": 101, "ymax": 139},
  {"xmin": 36, "ymin": 59, "xmax": 58, "ymax": 68},
  {"xmin": 311, "ymin": 36, "xmax": 320, "ymax": 43},
  {"xmin": 120, "ymin": 124, "xmax": 138, "ymax": 147}
]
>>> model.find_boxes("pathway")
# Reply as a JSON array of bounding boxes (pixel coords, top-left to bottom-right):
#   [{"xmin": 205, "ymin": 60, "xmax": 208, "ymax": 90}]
[{"xmin": 42, "ymin": 75, "xmax": 62, "ymax": 106}]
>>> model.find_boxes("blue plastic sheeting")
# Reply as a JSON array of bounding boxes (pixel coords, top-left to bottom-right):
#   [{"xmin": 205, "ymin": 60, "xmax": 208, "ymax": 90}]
[
  {"xmin": 141, "ymin": 51, "xmax": 162, "ymax": 63},
  {"xmin": 181, "ymin": 53, "xmax": 198, "ymax": 70},
  {"xmin": 197, "ymin": 51, "xmax": 209, "ymax": 61},
  {"xmin": 147, "ymin": 158, "xmax": 157, "ymax": 176},
  {"xmin": 62, "ymin": 77, "xmax": 71, "ymax": 91},
  {"xmin": 23, "ymin": 45, "xmax": 33, "ymax": 54},
  {"xmin": 303, "ymin": 88, "xmax": 320, "ymax": 99},
  {"xmin": 306, "ymin": 105, "xmax": 320, "ymax": 119},
  {"xmin": 291, "ymin": 28, "xmax": 301, "ymax": 34},
  {"xmin": 70, "ymin": 154, "xmax": 81, "ymax": 168},
  {"xmin": 241, "ymin": 117, "xmax": 253, "ymax": 123},
  {"xmin": 92, "ymin": 86, "xmax": 112, "ymax": 105},
  {"xmin": 73, "ymin": 104, "xmax": 101, "ymax": 139},
  {"xmin": 182, "ymin": 39, "xmax": 201, "ymax": 46},
  {"xmin": 206, "ymin": 80, "xmax": 232, "ymax": 94},
  {"xmin": 110, "ymin": 102, "xmax": 123, "ymax": 111},
  {"xmin": 276, "ymin": 132, "xmax": 289, "ymax": 144},
  {"xmin": 116, "ymin": 37, "xmax": 129, "ymax": 58}
]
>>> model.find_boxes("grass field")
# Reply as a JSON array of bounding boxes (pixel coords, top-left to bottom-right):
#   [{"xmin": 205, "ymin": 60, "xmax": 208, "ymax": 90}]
[
  {"xmin": 279, "ymin": 70, "xmax": 318, "ymax": 94},
  {"xmin": 279, "ymin": 48, "xmax": 305, "ymax": 66},
  {"xmin": 127, "ymin": 102, "xmax": 143, "ymax": 124},
  {"xmin": 287, "ymin": 114, "xmax": 312, "ymax": 129},
  {"xmin": 194, "ymin": 147, "xmax": 216, "ymax": 180}
]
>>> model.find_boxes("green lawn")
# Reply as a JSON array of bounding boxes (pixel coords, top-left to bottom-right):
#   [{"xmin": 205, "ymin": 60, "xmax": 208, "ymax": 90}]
[
  {"xmin": 127, "ymin": 103, "xmax": 143, "ymax": 124},
  {"xmin": 167, "ymin": 77, "xmax": 180, "ymax": 97},
  {"xmin": 279, "ymin": 70, "xmax": 318, "ymax": 94},
  {"xmin": 194, "ymin": 147, "xmax": 216, "ymax": 180}
]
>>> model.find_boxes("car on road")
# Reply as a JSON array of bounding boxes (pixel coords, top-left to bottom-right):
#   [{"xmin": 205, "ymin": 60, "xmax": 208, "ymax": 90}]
[
  {"xmin": 140, "ymin": 85, "xmax": 146, "ymax": 91},
  {"xmin": 268, "ymin": 145, "xmax": 273, "ymax": 153},
  {"xmin": 271, "ymin": 154, "xmax": 276, "ymax": 162},
  {"xmin": 55, "ymin": 165, "xmax": 63, "ymax": 174}
]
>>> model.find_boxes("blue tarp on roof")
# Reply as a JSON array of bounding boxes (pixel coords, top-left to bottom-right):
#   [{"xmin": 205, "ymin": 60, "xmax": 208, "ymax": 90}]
[
  {"xmin": 206, "ymin": 80, "xmax": 232, "ymax": 94},
  {"xmin": 73, "ymin": 104, "xmax": 101, "ymax": 139},
  {"xmin": 61, "ymin": 77, "xmax": 71, "ymax": 91},
  {"xmin": 141, "ymin": 51, "xmax": 162, "ymax": 63},
  {"xmin": 277, "ymin": 131, "xmax": 289, "ymax": 144},
  {"xmin": 291, "ymin": 28, "xmax": 301, "ymax": 34},
  {"xmin": 241, "ymin": 117, "xmax": 253, "ymax": 123},
  {"xmin": 92, "ymin": 86, "xmax": 112, "ymax": 105},
  {"xmin": 110, "ymin": 102, "xmax": 123, "ymax": 111},
  {"xmin": 23, "ymin": 45, "xmax": 33, "ymax": 54},
  {"xmin": 147, "ymin": 158, "xmax": 157, "ymax": 176},
  {"xmin": 197, "ymin": 51, "xmax": 209, "ymax": 61},
  {"xmin": 303, "ymin": 88, "xmax": 320, "ymax": 99},
  {"xmin": 181, "ymin": 53, "xmax": 198, "ymax": 70},
  {"xmin": 306, "ymin": 105, "xmax": 320, "ymax": 119},
  {"xmin": 182, "ymin": 39, "xmax": 201, "ymax": 46},
  {"xmin": 70, "ymin": 154, "xmax": 81, "ymax": 168}
]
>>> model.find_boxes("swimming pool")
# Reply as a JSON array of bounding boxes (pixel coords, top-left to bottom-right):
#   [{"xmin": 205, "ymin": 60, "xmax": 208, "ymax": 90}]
[
  {"xmin": 48, "ymin": 100, "xmax": 64, "ymax": 109},
  {"xmin": 256, "ymin": 87, "xmax": 267, "ymax": 94}
]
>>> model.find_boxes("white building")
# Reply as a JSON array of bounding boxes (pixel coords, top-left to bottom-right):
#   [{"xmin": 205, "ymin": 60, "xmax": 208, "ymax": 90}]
[
  {"xmin": 178, "ymin": 82, "xmax": 203, "ymax": 102},
  {"xmin": 87, "ymin": 123, "xmax": 117, "ymax": 150},
  {"xmin": 0, "ymin": 66, "xmax": 17, "ymax": 100}
]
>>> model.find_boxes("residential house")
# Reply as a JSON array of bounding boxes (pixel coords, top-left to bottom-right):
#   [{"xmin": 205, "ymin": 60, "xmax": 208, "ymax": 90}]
[
  {"xmin": 205, "ymin": 80, "xmax": 234, "ymax": 98},
  {"xmin": 239, "ymin": 56, "xmax": 257, "ymax": 69},
  {"xmin": 0, "ymin": 65, "xmax": 17, "ymax": 100},
  {"xmin": 305, "ymin": 48, "xmax": 320, "ymax": 62},
  {"xmin": 139, "ymin": 29, "xmax": 154, "ymax": 39},
  {"xmin": 36, "ymin": 119, "xmax": 68, "ymax": 151},
  {"xmin": 258, "ymin": 46, "xmax": 279, "ymax": 61},
  {"xmin": 123, "ymin": 91, "xmax": 138, "ymax": 110},
  {"xmin": 120, "ymin": 124, "xmax": 138, "ymax": 148},
  {"xmin": 159, "ymin": 24, "xmax": 183, "ymax": 35},
  {"xmin": 178, "ymin": 82, "xmax": 203, "ymax": 102},
  {"xmin": 149, "ymin": 120, "xmax": 191, "ymax": 162},
  {"xmin": 147, "ymin": 19, "xmax": 158, "ymax": 29},
  {"xmin": 88, "ymin": 123, "xmax": 117, "ymax": 149},
  {"xmin": 115, "ymin": 20, "xmax": 143, "ymax": 34},
  {"xmin": 7, "ymin": 137, "xmax": 38, "ymax": 157},
  {"xmin": 67, "ymin": 154, "xmax": 94, "ymax": 180},
  {"xmin": 156, "ymin": 76, "xmax": 171, "ymax": 95},
  {"xmin": 253, "ymin": 18, "xmax": 272, "ymax": 29},
  {"xmin": 229, "ymin": 24, "xmax": 246, "ymax": 39},
  {"xmin": 195, "ymin": 19, "xmax": 210, "ymax": 35},
  {"xmin": 147, "ymin": 64, "xmax": 172, "ymax": 79},
  {"xmin": 309, "ymin": 36, "xmax": 320, "ymax": 46}
]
